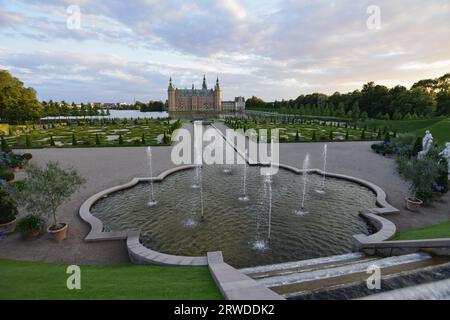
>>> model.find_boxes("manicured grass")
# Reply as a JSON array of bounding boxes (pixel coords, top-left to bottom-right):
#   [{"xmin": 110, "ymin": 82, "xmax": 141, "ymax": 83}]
[
  {"xmin": 411, "ymin": 118, "xmax": 450, "ymax": 145},
  {"xmin": 0, "ymin": 259, "xmax": 222, "ymax": 300},
  {"xmin": 393, "ymin": 220, "xmax": 450, "ymax": 241},
  {"xmin": 361, "ymin": 118, "xmax": 442, "ymax": 133},
  {"xmin": 4, "ymin": 118, "xmax": 176, "ymax": 148},
  {"xmin": 227, "ymin": 119, "xmax": 378, "ymax": 142}
]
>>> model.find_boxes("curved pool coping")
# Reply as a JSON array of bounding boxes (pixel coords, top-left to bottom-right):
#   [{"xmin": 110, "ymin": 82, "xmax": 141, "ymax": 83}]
[{"xmin": 79, "ymin": 163, "xmax": 399, "ymax": 266}]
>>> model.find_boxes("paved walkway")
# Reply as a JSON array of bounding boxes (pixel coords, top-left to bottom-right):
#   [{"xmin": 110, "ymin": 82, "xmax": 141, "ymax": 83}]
[{"xmin": 0, "ymin": 123, "xmax": 449, "ymax": 264}]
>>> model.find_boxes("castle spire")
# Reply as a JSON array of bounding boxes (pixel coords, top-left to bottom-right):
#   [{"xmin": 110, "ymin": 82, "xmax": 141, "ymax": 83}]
[
  {"xmin": 202, "ymin": 74, "xmax": 207, "ymax": 90},
  {"xmin": 215, "ymin": 76, "xmax": 221, "ymax": 90},
  {"xmin": 168, "ymin": 76, "xmax": 174, "ymax": 90}
]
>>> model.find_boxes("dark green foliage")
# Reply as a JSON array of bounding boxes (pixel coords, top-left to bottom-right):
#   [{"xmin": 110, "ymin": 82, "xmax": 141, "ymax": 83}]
[
  {"xmin": 329, "ymin": 130, "xmax": 333, "ymax": 141},
  {"xmin": 50, "ymin": 136, "xmax": 55, "ymax": 146},
  {"xmin": 312, "ymin": 130, "xmax": 317, "ymax": 141},
  {"xmin": 345, "ymin": 131, "xmax": 349, "ymax": 140},
  {"xmin": 95, "ymin": 134, "xmax": 101, "ymax": 146},
  {"xmin": 25, "ymin": 135, "xmax": 31, "ymax": 147},
  {"xmin": 141, "ymin": 133, "xmax": 146, "ymax": 145},
  {"xmin": 118, "ymin": 134, "xmax": 124, "ymax": 145},
  {"xmin": 361, "ymin": 129, "xmax": 366, "ymax": 140},
  {"xmin": 1, "ymin": 136, "xmax": 11, "ymax": 152},
  {"xmin": 0, "ymin": 190, "xmax": 18, "ymax": 224},
  {"xmin": 0, "ymin": 170, "xmax": 14, "ymax": 182},
  {"xmin": 72, "ymin": 134, "xmax": 77, "ymax": 146},
  {"xmin": 384, "ymin": 132, "xmax": 391, "ymax": 143},
  {"xmin": 16, "ymin": 214, "xmax": 45, "ymax": 234},
  {"xmin": 412, "ymin": 137, "xmax": 422, "ymax": 156},
  {"xmin": 295, "ymin": 130, "xmax": 300, "ymax": 141}
]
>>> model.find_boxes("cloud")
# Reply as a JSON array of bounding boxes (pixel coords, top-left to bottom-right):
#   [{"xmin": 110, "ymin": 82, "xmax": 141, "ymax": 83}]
[{"xmin": 1, "ymin": 0, "xmax": 449, "ymax": 101}]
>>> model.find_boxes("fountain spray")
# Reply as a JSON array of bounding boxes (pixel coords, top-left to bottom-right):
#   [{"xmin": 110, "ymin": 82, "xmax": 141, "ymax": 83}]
[
  {"xmin": 295, "ymin": 153, "xmax": 310, "ymax": 215},
  {"xmin": 147, "ymin": 147, "xmax": 157, "ymax": 206},
  {"xmin": 238, "ymin": 149, "xmax": 249, "ymax": 202},
  {"xmin": 315, "ymin": 144, "xmax": 328, "ymax": 194}
]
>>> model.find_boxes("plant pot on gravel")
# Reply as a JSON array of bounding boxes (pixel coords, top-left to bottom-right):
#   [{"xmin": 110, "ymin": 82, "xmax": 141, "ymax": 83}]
[
  {"xmin": 16, "ymin": 214, "xmax": 45, "ymax": 239},
  {"xmin": 14, "ymin": 162, "xmax": 85, "ymax": 242},
  {"xmin": 47, "ymin": 223, "xmax": 68, "ymax": 241},
  {"xmin": 0, "ymin": 190, "xmax": 18, "ymax": 234},
  {"xmin": 405, "ymin": 197, "xmax": 423, "ymax": 211}
]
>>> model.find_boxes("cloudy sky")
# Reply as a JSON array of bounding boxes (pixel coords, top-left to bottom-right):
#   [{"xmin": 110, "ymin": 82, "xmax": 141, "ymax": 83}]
[{"xmin": 1, "ymin": 0, "xmax": 449, "ymax": 103}]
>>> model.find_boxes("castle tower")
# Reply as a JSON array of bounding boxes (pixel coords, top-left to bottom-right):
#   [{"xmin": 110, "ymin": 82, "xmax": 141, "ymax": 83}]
[
  {"xmin": 214, "ymin": 76, "xmax": 222, "ymax": 111},
  {"xmin": 202, "ymin": 74, "xmax": 207, "ymax": 90},
  {"xmin": 168, "ymin": 77, "xmax": 176, "ymax": 111}
]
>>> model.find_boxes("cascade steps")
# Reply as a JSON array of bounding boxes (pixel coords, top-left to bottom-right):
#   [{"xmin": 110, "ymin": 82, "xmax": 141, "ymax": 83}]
[{"xmin": 241, "ymin": 252, "xmax": 450, "ymax": 300}]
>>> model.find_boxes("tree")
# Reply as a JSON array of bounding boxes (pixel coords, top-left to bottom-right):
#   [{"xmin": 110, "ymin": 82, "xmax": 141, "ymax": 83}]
[
  {"xmin": 295, "ymin": 130, "xmax": 300, "ymax": 141},
  {"xmin": 329, "ymin": 130, "xmax": 333, "ymax": 141},
  {"xmin": 50, "ymin": 135, "xmax": 55, "ymax": 147},
  {"xmin": 245, "ymin": 96, "xmax": 267, "ymax": 109},
  {"xmin": 15, "ymin": 162, "xmax": 85, "ymax": 228},
  {"xmin": 95, "ymin": 134, "xmax": 101, "ymax": 146},
  {"xmin": 119, "ymin": 134, "xmax": 124, "ymax": 145},
  {"xmin": 345, "ymin": 131, "xmax": 349, "ymax": 140},
  {"xmin": 311, "ymin": 130, "xmax": 317, "ymax": 141},
  {"xmin": 25, "ymin": 135, "xmax": 31, "ymax": 147},
  {"xmin": 72, "ymin": 134, "xmax": 77, "ymax": 146},
  {"xmin": 0, "ymin": 70, "xmax": 43, "ymax": 122}
]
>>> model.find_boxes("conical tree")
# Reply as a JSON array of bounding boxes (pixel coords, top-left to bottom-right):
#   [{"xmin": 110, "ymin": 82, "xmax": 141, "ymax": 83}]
[
  {"xmin": 50, "ymin": 135, "xmax": 55, "ymax": 147},
  {"xmin": 95, "ymin": 134, "xmax": 101, "ymax": 146},
  {"xmin": 72, "ymin": 133, "xmax": 77, "ymax": 146},
  {"xmin": 119, "ymin": 134, "xmax": 124, "ymax": 145},
  {"xmin": 312, "ymin": 130, "xmax": 317, "ymax": 141},
  {"xmin": 141, "ymin": 133, "xmax": 146, "ymax": 145},
  {"xmin": 25, "ymin": 135, "xmax": 31, "ymax": 147}
]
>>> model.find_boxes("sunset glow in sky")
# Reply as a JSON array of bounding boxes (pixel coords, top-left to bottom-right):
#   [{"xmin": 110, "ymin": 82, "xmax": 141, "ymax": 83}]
[{"xmin": 1, "ymin": 0, "xmax": 449, "ymax": 102}]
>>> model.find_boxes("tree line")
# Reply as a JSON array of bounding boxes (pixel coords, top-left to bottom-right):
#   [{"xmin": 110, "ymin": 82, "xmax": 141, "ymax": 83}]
[{"xmin": 246, "ymin": 73, "xmax": 450, "ymax": 120}]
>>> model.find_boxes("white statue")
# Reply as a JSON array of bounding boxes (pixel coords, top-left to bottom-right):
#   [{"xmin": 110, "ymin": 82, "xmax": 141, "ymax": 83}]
[
  {"xmin": 418, "ymin": 130, "xmax": 433, "ymax": 158},
  {"xmin": 439, "ymin": 142, "xmax": 450, "ymax": 180}
]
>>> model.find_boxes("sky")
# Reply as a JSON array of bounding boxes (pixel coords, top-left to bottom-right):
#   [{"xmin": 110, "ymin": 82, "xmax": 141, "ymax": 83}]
[{"xmin": 1, "ymin": 0, "xmax": 449, "ymax": 103}]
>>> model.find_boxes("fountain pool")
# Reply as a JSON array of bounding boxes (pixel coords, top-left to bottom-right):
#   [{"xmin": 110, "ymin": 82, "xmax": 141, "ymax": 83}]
[{"xmin": 91, "ymin": 165, "xmax": 377, "ymax": 268}]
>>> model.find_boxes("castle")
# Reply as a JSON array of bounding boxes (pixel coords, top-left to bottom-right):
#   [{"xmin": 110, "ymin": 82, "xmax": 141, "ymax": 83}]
[{"xmin": 167, "ymin": 75, "xmax": 222, "ymax": 112}]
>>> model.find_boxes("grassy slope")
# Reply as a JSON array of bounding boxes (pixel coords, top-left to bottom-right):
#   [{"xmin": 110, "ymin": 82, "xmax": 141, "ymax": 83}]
[
  {"xmin": 393, "ymin": 221, "xmax": 450, "ymax": 241},
  {"xmin": 411, "ymin": 118, "xmax": 450, "ymax": 145},
  {"xmin": 0, "ymin": 260, "xmax": 222, "ymax": 300}
]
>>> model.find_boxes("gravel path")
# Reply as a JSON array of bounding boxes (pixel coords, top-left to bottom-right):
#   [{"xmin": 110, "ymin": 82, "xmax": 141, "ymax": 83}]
[{"xmin": 0, "ymin": 123, "xmax": 448, "ymax": 264}]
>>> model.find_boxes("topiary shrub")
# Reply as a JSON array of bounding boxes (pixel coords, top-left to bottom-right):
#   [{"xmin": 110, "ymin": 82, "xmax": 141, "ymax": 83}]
[{"xmin": 23, "ymin": 153, "xmax": 33, "ymax": 161}]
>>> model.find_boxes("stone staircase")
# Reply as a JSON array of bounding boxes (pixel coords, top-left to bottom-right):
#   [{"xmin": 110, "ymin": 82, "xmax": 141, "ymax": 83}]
[{"xmin": 240, "ymin": 252, "xmax": 450, "ymax": 300}]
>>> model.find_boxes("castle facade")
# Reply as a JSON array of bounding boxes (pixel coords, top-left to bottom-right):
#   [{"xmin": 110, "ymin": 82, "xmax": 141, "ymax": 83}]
[{"xmin": 168, "ymin": 75, "xmax": 222, "ymax": 112}]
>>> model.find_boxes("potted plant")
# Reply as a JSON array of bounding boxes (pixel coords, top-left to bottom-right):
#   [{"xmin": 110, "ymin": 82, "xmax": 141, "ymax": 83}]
[
  {"xmin": 17, "ymin": 162, "xmax": 85, "ymax": 241},
  {"xmin": 397, "ymin": 156, "xmax": 439, "ymax": 211},
  {"xmin": 16, "ymin": 214, "xmax": 45, "ymax": 239},
  {"xmin": 0, "ymin": 190, "xmax": 18, "ymax": 234}
]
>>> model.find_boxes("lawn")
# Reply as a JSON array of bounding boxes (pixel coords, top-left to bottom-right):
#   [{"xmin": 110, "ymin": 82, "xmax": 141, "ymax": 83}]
[
  {"xmin": 393, "ymin": 221, "xmax": 450, "ymax": 241},
  {"xmin": 226, "ymin": 117, "xmax": 379, "ymax": 142},
  {"xmin": 0, "ymin": 259, "xmax": 222, "ymax": 300},
  {"xmin": 3, "ymin": 118, "xmax": 180, "ymax": 149},
  {"xmin": 362, "ymin": 118, "xmax": 450, "ymax": 144}
]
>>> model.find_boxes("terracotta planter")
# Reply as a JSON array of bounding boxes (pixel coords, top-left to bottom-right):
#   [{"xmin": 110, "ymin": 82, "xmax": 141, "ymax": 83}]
[
  {"xmin": 0, "ymin": 218, "xmax": 17, "ymax": 235},
  {"xmin": 24, "ymin": 229, "xmax": 40, "ymax": 239},
  {"xmin": 405, "ymin": 197, "xmax": 423, "ymax": 211},
  {"xmin": 47, "ymin": 223, "xmax": 68, "ymax": 241}
]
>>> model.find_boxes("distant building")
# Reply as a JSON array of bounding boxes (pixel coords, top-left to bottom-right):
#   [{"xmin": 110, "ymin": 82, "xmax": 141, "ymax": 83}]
[
  {"xmin": 168, "ymin": 75, "xmax": 222, "ymax": 112},
  {"xmin": 222, "ymin": 96, "xmax": 246, "ymax": 113},
  {"xmin": 88, "ymin": 102, "xmax": 104, "ymax": 108}
]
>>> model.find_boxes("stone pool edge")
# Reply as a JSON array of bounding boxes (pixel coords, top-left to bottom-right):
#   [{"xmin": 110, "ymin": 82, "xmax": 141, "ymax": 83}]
[{"xmin": 79, "ymin": 163, "xmax": 399, "ymax": 267}]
